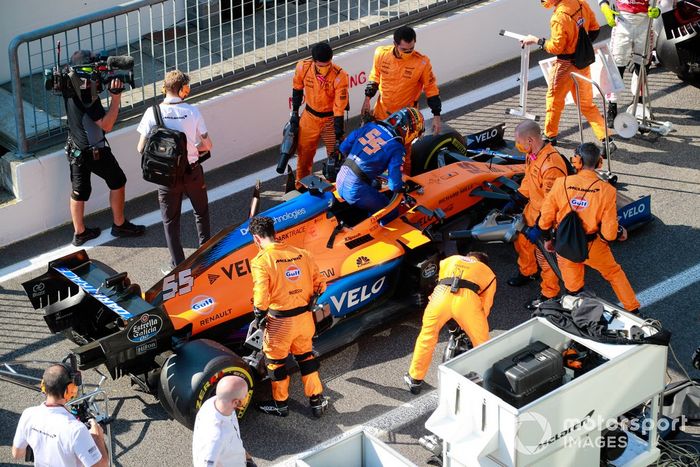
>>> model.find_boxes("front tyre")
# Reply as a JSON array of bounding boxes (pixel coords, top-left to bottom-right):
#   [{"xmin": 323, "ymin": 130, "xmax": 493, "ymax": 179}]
[{"xmin": 158, "ymin": 339, "xmax": 254, "ymax": 429}]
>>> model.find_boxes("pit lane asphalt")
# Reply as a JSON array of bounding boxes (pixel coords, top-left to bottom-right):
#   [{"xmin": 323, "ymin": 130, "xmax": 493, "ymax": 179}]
[{"xmin": 1, "ymin": 56, "xmax": 698, "ymax": 466}]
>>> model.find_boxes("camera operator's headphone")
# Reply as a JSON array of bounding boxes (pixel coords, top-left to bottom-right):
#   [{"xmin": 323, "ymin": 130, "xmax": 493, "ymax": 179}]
[
  {"xmin": 570, "ymin": 143, "xmax": 603, "ymax": 171},
  {"xmin": 161, "ymin": 83, "xmax": 191, "ymax": 100},
  {"xmin": 40, "ymin": 362, "xmax": 81, "ymax": 401}
]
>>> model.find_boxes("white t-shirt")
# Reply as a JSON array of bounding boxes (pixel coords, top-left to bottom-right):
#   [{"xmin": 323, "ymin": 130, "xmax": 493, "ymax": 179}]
[
  {"xmin": 137, "ymin": 96, "xmax": 209, "ymax": 164},
  {"xmin": 12, "ymin": 403, "xmax": 102, "ymax": 467},
  {"xmin": 192, "ymin": 397, "xmax": 246, "ymax": 467}
]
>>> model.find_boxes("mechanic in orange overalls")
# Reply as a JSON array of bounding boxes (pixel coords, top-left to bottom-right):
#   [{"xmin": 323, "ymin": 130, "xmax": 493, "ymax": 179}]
[
  {"xmin": 538, "ymin": 143, "xmax": 640, "ymax": 312},
  {"xmin": 361, "ymin": 26, "xmax": 441, "ymax": 175},
  {"xmin": 249, "ymin": 216, "xmax": 328, "ymax": 418},
  {"xmin": 521, "ymin": 0, "xmax": 607, "ymax": 147},
  {"xmin": 505, "ymin": 120, "xmax": 568, "ymax": 310},
  {"xmin": 404, "ymin": 252, "xmax": 496, "ymax": 395},
  {"xmin": 290, "ymin": 42, "xmax": 349, "ymax": 188}
]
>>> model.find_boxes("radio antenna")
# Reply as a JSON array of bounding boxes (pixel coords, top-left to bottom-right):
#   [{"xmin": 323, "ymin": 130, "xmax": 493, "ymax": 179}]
[{"xmin": 56, "ymin": 41, "xmax": 61, "ymax": 67}]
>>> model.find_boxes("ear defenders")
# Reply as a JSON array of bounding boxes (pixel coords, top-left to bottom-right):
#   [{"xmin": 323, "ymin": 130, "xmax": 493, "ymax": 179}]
[
  {"xmin": 40, "ymin": 362, "xmax": 81, "ymax": 401},
  {"xmin": 571, "ymin": 144, "xmax": 603, "ymax": 171},
  {"xmin": 161, "ymin": 83, "xmax": 191, "ymax": 99}
]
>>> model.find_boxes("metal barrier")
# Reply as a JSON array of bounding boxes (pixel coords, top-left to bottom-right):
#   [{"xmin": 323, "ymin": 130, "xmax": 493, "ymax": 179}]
[{"xmin": 7, "ymin": 0, "xmax": 459, "ymax": 156}]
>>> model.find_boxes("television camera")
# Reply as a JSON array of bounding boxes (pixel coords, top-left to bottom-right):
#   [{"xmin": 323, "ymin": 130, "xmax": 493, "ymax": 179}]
[{"xmin": 44, "ymin": 41, "xmax": 135, "ymax": 98}]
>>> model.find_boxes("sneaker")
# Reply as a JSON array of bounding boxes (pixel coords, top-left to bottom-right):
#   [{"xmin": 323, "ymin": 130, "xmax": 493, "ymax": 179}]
[
  {"xmin": 72, "ymin": 227, "xmax": 101, "ymax": 246},
  {"xmin": 544, "ymin": 135, "xmax": 558, "ymax": 147},
  {"xmin": 256, "ymin": 399, "xmax": 289, "ymax": 417},
  {"xmin": 507, "ymin": 273, "xmax": 539, "ymax": 287},
  {"xmin": 111, "ymin": 220, "xmax": 146, "ymax": 238},
  {"xmin": 606, "ymin": 102, "xmax": 617, "ymax": 129},
  {"xmin": 404, "ymin": 373, "xmax": 423, "ymax": 395},
  {"xmin": 525, "ymin": 295, "xmax": 548, "ymax": 311},
  {"xmin": 309, "ymin": 394, "xmax": 329, "ymax": 418}
]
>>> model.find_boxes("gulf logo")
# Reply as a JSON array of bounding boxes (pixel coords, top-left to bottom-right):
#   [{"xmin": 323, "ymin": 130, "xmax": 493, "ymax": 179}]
[
  {"xmin": 285, "ymin": 265, "xmax": 301, "ymax": 281},
  {"xmin": 570, "ymin": 198, "xmax": 589, "ymax": 211}
]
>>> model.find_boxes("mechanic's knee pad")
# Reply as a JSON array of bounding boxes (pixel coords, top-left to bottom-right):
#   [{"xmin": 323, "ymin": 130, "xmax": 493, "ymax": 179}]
[
  {"xmin": 266, "ymin": 364, "xmax": 288, "ymax": 382},
  {"xmin": 71, "ymin": 188, "xmax": 92, "ymax": 202},
  {"xmin": 296, "ymin": 355, "xmax": 320, "ymax": 376}
]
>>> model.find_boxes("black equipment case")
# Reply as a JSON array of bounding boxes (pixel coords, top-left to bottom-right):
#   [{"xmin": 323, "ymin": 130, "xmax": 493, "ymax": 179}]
[{"xmin": 488, "ymin": 341, "xmax": 564, "ymax": 408}]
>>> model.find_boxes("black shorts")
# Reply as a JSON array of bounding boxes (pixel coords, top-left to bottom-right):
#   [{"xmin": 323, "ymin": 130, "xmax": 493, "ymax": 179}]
[{"xmin": 68, "ymin": 147, "xmax": 127, "ymax": 201}]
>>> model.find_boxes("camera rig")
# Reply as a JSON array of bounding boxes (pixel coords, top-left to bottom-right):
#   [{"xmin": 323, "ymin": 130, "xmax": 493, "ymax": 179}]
[
  {"xmin": 0, "ymin": 354, "xmax": 114, "ymax": 466},
  {"xmin": 44, "ymin": 41, "xmax": 135, "ymax": 101}
]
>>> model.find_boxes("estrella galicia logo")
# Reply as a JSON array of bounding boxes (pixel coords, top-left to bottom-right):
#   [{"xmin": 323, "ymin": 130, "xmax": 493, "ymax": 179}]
[
  {"xmin": 285, "ymin": 265, "xmax": 301, "ymax": 281},
  {"xmin": 356, "ymin": 256, "xmax": 370, "ymax": 267},
  {"xmin": 127, "ymin": 313, "xmax": 163, "ymax": 343},
  {"xmin": 570, "ymin": 198, "xmax": 589, "ymax": 211}
]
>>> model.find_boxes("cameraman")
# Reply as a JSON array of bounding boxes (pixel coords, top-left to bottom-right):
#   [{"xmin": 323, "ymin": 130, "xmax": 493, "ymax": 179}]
[
  {"xmin": 65, "ymin": 50, "xmax": 145, "ymax": 246},
  {"xmin": 12, "ymin": 364, "xmax": 108, "ymax": 466},
  {"xmin": 136, "ymin": 70, "xmax": 212, "ymax": 270}
]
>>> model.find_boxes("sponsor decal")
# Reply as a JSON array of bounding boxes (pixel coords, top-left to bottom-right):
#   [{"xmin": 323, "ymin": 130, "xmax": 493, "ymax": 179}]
[
  {"xmin": 207, "ymin": 274, "xmax": 220, "ymax": 285},
  {"xmin": 128, "ymin": 313, "xmax": 163, "ymax": 343},
  {"xmin": 356, "ymin": 256, "xmax": 370, "ymax": 267},
  {"xmin": 348, "ymin": 71, "xmax": 367, "ymax": 88},
  {"xmin": 32, "ymin": 282, "xmax": 46, "ymax": 298},
  {"xmin": 276, "ymin": 225, "xmax": 306, "ymax": 242},
  {"xmin": 320, "ymin": 268, "xmax": 335, "ymax": 278},
  {"xmin": 570, "ymin": 198, "xmax": 589, "ymax": 211},
  {"xmin": 199, "ymin": 308, "xmax": 233, "ymax": 327},
  {"xmin": 330, "ymin": 276, "xmax": 386, "ymax": 311},
  {"xmin": 440, "ymin": 171, "xmax": 458, "ymax": 181},
  {"xmin": 222, "ymin": 259, "xmax": 251, "ymax": 280},
  {"xmin": 191, "ymin": 295, "xmax": 216, "ymax": 316},
  {"xmin": 536, "ymin": 410, "xmax": 594, "ymax": 451},
  {"xmin": 470, "ymin": 127, "xmax": 499, "ymax": 145},
  {"xmin": 285, "ymin": 265, "xmax": 301, "ymax": 281},
  {"xmin": 422, "ymin": 263, "xmax": 437, "ymax": 278},
  {"xmin": 136, "ymin": 341, "xmax": 157, "ymax": 355},
  {"xmin": 239, "ymin": 210, "xmax": 307, "ymax": 235},
  {"xmin": 162, "ymin": 269, "xmax": 193, "ymax": 301},
  {"xmin": 55, "ymin": 267, "xmax": 132, "ymax": 319}
]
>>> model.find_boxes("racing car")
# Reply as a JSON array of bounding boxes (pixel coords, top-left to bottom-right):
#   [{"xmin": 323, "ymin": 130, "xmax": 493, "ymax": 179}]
[{"xmin": 20, "ymin": 125, "xmax": 651, "ymax": 429}]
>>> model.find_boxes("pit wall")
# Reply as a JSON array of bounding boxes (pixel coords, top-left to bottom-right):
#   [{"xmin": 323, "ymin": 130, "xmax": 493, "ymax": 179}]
[{"xmin": 0, "ymin": 0, "xmax": 605, "ymax": 247}]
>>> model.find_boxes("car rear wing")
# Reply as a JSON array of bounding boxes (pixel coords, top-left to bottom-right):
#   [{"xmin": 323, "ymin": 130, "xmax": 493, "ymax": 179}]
[{"xmin": 22, "ymin": 250, "xmax": 174, "ymax": 379}]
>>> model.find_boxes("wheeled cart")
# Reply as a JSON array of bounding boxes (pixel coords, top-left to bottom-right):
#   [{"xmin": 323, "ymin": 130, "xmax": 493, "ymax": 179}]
[{"xmin": 425, "ymin": 299, "xmax": 667, "ymax": 466}]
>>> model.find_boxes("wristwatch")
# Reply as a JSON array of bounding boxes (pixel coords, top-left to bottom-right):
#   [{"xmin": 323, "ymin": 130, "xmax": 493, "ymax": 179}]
[{"xmin": 537, "ymin": 38, "xmax": 546, "ymax": 50}]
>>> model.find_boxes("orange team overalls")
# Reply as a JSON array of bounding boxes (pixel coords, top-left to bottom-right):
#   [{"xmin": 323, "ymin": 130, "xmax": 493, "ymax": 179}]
[
  {"xmin": 251, "ymin": 242, "xmax": 327, "ymax": 403},
  {"xmin": 514, "ymin": 142, "xmax": 568, "ymax": 299},
  {"xmin": 368, "ymin": 45, "xmax": 440, "ymax": 174},
  {"xmin": 539, "ymin": 170, "xmax": 640, "ymax": 311},
  {"xmin": 408, "ymin": 255, "xmax": 496, "ymax": 382},
  {"xmin": 542, "ymin": 0, "xmax": 607, "ymax": 141},
  {"xmin": 293, "ymin": 59, "xmax": 349, "ymax": 185}
]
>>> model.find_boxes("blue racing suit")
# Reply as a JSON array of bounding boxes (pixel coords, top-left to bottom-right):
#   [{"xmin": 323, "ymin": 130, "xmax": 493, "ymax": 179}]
[{"xmin": 335, "ymin": 122, "xmax": 405, "ymax": 216}]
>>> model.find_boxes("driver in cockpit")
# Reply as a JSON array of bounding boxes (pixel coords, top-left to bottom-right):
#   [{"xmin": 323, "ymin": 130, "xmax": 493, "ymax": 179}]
[{"xmin": 335, "ymin": 107, "xmax": 424, "ymax": 219}]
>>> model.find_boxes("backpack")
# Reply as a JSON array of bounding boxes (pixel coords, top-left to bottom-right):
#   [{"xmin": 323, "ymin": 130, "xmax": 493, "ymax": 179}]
[
  {"xmin": 554, "ymin": 178, "xmax": 599, "ymax": 262},
  {"xmin": 141, "ymin": 103, "xmax": 188, "ymax": 187},
  {"xmin": 567, "ymin": 2, "xmax": 596, "ymax": 69}
]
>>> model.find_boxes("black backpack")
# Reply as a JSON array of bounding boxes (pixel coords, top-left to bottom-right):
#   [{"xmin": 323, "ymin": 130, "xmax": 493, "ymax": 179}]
[
  {"xmin": 141, "ymin": 103, "xmax": 188, "ymax": 187},
  {"xmin": 555, "ymin": 178, "xmax": 599, "ymax": 262},
  {"xmin": 568, "ymin": 2, "xmax": 596, "ymax": 69}
]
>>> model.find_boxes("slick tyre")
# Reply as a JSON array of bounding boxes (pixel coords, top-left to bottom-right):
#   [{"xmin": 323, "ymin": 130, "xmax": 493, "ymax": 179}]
[
  {"xmin": 158, "ymin": 339, "xmax": 254, "ymax": 429},
  {"xmin": 410, "ymin": 126, "xmax": 466, "ymax": 176}
]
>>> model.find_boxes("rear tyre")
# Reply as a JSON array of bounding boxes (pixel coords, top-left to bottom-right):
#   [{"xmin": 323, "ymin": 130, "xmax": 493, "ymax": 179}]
[
  {"xmin": 158, "ymin": 339, "xmax": 254, "ymax": 429},
  {"xmin": 410, "ymin": 126, "xmax": 466, "ymax": 176}
]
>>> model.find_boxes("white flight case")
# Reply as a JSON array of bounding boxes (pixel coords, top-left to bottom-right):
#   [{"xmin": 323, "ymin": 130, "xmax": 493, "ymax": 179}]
[{"xmin": 426, "ymin": 301, "xmax": 667, "ymax": 467}]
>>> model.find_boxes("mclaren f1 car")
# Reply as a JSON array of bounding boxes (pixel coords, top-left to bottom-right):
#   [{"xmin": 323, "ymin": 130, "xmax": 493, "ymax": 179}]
[{"xmin": 20, "ymin": 125, "xmax": 652, "ymax": 429}]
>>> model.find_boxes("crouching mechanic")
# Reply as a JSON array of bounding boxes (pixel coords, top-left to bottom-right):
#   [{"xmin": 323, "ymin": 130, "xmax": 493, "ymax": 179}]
[
  {"xmin": 336, "ymin": 107, "xmax": 424, "ymax": 220},
  {"xmin": 289, "ymin": 42, "xmax": 349, "ymax": 188},
  {"xmin": 12, "ymin": 363, "xmax": 108, "ymax": 467},
  {"xmin": 361, "ymin": 26, "xmax": 441, "ymax": 175},
  {"xmin": 506, "ymin": 120, "xmax": 569, "ymax": 310},
  {"xmin": 538, "ymin": 143, "xmax": 640, "ymax": 312},
  {"xmin": 249, "ymin": 216, "xmax": 329, "ymax": 418},
  {"xmin": 405, "ymin": 252, "xmax": 496, "ymax": 394}
]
